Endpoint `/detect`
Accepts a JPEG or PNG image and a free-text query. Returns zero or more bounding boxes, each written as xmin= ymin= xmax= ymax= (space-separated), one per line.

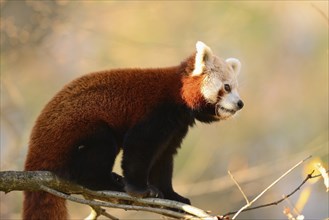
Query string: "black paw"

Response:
xmin=166 ymin=191 xmax=191 ymax=205
xmin=111 ymin=172 xmax=125 ymax=191
xmin=148 ymin=185 xmax=164 ymax=198
xmin=124 ymin=183 xmax=164 ymax=199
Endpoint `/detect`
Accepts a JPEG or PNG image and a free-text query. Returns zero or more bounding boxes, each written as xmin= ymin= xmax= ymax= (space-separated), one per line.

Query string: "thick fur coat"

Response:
xmin=23 ymin=41 xmax=243 ymax=219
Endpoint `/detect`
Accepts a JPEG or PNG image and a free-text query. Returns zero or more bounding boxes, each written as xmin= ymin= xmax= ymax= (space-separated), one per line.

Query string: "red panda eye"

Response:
xmin=224 ymin=84 xmax=231 ymax=92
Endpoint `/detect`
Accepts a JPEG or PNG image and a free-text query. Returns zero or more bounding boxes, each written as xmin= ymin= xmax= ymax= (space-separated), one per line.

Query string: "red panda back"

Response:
xmin=25 ymin=66 xmax=186 ymax=170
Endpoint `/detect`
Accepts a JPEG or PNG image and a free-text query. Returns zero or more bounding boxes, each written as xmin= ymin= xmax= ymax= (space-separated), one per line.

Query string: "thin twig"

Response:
xmin=228 ymin=170 xmax=249 ymax=204
xmin=231 ymin=156 xmax=312 ymax=219
xmin=84 ymin=207 xmax=99 ymax=220
xmin=283 ymin=194 xmax=301 ymax=217
xmin=99 ymin=210 xmax=120 ymax=220
xmin=86 ymin=206 xmax=118 ymax=220
xmin=223 ymin=169 xmax=328 ymax=217
xmin=83 ymin=195 xmax=119 ymax=220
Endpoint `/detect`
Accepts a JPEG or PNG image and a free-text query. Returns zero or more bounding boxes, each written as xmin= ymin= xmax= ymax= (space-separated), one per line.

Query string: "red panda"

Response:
xmin=23 ymin=41 xmax=244 ymax=219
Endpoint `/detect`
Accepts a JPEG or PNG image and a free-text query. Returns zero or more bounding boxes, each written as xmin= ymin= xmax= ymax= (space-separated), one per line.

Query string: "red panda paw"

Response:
xmin=165 ymin=191 xmax=191 ymax=205
xmin=148 ymin=185 xmax=164 ymax=198
xmin=124 ymin=183 xmax=164 ymax=199
xmin=111 ymin=172 xmax=125 ymax=191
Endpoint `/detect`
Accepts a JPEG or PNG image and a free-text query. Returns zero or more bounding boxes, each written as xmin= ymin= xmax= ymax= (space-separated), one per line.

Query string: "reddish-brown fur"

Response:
xmin=23 ymin=192 xmax=67 ymax=220
xmin=182 ymin=75 xmax=206 ymax=109
xmin=23 ymin=55 xmax=205 ymax=219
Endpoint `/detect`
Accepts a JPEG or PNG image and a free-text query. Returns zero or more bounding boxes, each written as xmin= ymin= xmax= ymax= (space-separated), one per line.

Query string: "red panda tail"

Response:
xmin=23 ymin=191 xmax=67 ymax=220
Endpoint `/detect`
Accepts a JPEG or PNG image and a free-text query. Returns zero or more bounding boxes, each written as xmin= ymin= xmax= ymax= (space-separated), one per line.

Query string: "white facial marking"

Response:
xmin=215 ymin=88 xmax=243 ymax=119
xmin=201 ymin=76 xmax=222 ymax=104
xmin=190 ymin=41 xmax=243 ymax=119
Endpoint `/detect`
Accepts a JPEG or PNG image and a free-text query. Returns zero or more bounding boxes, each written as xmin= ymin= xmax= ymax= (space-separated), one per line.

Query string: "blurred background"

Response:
xmin=1 ymin=1 xmax=328 ymax=219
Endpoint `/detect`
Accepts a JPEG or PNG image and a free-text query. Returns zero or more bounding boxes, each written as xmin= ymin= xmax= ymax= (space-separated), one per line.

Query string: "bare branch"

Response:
xmin=0 ymin=171 xmax=84 ymax=193
xmin=228 ymin=170 xmax=249 ymax=205
xmin=1 ymin=164 xmax=326 ymax=219
xmin=0 ymin=171 xmax=216 ymax=220
xmin=223 ymin=169 xmax=328 ymax=217
xmin=230 ymin=156 xmax=312 ymax=219
xmin=83 ymin=196 xmax=119 ymax=220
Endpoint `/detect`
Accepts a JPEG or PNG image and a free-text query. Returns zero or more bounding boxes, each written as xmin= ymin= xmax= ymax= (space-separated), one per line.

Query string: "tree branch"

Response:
xmin=0 ymin=167 xmax=326 ymax=219
xmin=0 ymin=171 xmax=216 ymax=220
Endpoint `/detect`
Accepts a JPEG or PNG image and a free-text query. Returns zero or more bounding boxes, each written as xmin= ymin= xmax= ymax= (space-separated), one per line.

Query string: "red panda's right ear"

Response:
xmin=191 ymin=41 xmax=213 ymax=76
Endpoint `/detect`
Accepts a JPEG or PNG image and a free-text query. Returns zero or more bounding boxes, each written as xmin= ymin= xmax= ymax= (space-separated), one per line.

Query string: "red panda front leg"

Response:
xmin=121 ymin=123 xmax=168 ymax=199
xmin=148 ymin=131 xmax=191 ymax=205
xmin=122 ymin=104 xmax=190 ymax=197
xmin=149 ymin=151 xmax=191 ymax=204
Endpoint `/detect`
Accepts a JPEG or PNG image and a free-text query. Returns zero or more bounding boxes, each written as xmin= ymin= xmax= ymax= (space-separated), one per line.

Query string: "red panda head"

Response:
xmin=182 ymin=41 xmax=244 ymax=120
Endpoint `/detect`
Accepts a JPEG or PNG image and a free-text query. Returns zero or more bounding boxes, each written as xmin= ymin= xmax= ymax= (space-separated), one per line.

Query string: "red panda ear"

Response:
xmin=226 ymin=58 xmax=241 ymax=75
xmin=192 ymin=41 xmax=213 ymax=76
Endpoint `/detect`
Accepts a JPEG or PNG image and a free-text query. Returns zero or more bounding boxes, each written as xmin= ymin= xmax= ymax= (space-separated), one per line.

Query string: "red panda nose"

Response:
xmin=237 ymin=100 xmax=244 ymax=110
